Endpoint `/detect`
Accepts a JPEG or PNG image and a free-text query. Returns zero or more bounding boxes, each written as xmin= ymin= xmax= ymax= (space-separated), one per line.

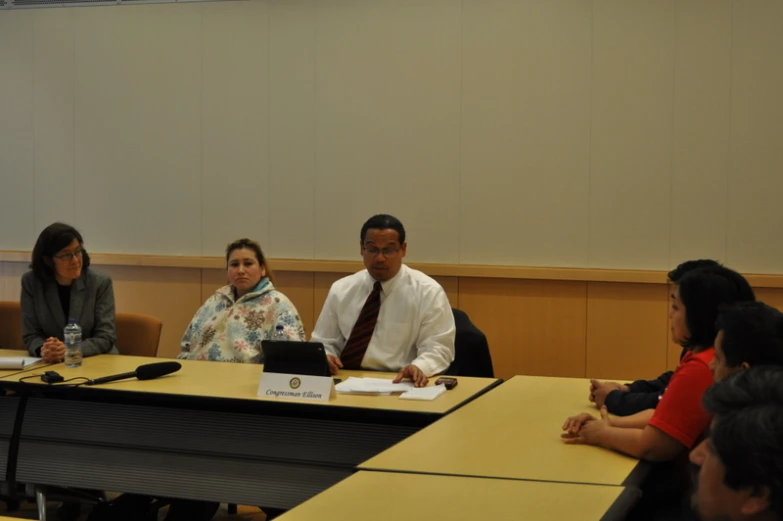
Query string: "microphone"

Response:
xmin=86 ymin=361 xmax=182 ymax=386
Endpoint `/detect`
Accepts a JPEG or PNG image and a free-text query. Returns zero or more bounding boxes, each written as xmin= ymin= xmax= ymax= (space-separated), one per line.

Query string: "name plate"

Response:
xmin=257 ymin=371 xmax=335 ymax=402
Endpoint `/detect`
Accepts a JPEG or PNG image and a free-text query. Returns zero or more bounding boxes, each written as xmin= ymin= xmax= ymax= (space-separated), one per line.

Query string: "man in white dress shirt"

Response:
xmin=310 ymin=214 xmax=455 ymax=387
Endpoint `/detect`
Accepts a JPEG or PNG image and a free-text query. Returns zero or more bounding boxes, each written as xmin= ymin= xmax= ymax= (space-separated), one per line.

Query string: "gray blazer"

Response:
xmin=21 ymin=269 xmax=118 ymax=357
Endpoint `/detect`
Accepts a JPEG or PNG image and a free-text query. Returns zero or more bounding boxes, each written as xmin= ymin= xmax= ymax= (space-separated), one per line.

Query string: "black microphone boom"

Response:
xmin=137 ymin=361 xmax=182 ymax=380
xmin=86 ymin=361 xmax=182 ymax=386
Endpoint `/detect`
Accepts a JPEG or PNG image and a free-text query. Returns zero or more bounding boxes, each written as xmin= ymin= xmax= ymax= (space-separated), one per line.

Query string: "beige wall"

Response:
xmin=3 ymin=0 xmax=783 ymax=379
xmin=1 ymin=0 xmax=783 ymax=272
xmin=4 ymin=259 xmax=782 ymax=381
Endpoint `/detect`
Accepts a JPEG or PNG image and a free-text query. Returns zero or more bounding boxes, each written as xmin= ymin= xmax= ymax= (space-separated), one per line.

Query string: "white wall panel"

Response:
xmin=72 ymin=5 xmax=202 ymax=255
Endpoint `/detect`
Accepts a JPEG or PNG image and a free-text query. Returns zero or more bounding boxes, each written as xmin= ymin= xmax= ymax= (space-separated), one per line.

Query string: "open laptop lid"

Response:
xmin=261 ymin=340 xmax=331 ymax=378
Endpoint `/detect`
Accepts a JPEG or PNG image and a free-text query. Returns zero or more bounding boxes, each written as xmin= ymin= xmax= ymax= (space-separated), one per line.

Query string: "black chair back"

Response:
xmin=447 ymin=308 xmax=494 ymax=378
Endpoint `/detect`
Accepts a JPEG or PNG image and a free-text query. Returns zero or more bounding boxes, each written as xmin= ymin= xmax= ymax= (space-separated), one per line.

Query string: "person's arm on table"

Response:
xmin=564 ymin=359 xmax=713 ymax=462
xmin=625 ymin=371 xmax=674 ymax=393
xmin=310 ymin=289 xmax=346 ymax=375
xmin=21 ymin=276 xmax=67 ymax=362
xmin=592 ymin=372 xmax=672 ymax=414
xmin=590 ymin=379 xmax=628 ymax=399
xmin=590 ymin=379 xmax=628 ymax=408
xmin=393 ymin=289 xmax=455 ymax=388
xmin=591 ymin=371 xmax=673 ymax=405
xmin=562 ymin=407 xmax=685 ymax=461
xmin=603 ymin=389 xmax=661 ymax=416
xmin=610 ymin=409 xmax=655 ymax=428
xmin=41 ymin=337 xmax=65 ymax=363
xmin=562 ymin=408 xmax=654 ymax=433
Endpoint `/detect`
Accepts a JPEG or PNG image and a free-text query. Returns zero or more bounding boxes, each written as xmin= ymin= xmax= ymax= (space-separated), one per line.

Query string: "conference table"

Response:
xmin=0 ymin=354 xmax=500 ymax=509
xmin=1 ymin=349 xmax=49 ymax=484
xmin=277 ymin=471 xmax=639 ymax=521
xmin=360 ymin=375 xmax=648 ymax=487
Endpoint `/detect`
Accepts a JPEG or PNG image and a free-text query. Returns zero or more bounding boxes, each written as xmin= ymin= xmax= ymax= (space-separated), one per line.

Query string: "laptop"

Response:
xmin=261 ymin=340 xmax=331 ymax=378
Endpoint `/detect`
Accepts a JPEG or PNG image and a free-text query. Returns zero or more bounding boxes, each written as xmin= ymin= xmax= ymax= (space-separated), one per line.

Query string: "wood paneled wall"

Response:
xmin=3 ymin=260 xmax=782 ymax=381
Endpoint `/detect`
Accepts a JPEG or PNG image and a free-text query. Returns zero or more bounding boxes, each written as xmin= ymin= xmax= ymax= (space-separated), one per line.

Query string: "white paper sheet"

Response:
xmin=335 ymin=377 xmax=414 ymax=395
xmin=0 ymin=357 xmax=42 ymax=370
xmin=399 ymin=384 xmax=448 ymax=401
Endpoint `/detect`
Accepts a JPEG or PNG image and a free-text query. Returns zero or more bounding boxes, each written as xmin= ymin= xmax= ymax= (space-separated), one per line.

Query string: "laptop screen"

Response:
xmin=261 ymin=340 xmax=331 ymax=378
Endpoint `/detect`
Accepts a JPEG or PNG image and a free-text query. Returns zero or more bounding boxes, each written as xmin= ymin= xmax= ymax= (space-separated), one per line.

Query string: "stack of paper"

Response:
xmin=399 ymin=384 xmax=448 ymax=401
xmin=0 ymin=357 xmax=41 ymax=370
xmin=335 ymin=377 xmax=414 ymax=395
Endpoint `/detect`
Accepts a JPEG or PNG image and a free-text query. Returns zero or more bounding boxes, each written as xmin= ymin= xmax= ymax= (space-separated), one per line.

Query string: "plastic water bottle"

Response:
xmin=64 ymin=318 xmax=83 ymax=368
xmin=271 ymin=325 xmax=287 ymax=341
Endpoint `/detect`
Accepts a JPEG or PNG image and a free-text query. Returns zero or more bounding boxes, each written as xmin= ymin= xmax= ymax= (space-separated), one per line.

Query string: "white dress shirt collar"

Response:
xmin=366 ymin=264 xmax=407 ymax=296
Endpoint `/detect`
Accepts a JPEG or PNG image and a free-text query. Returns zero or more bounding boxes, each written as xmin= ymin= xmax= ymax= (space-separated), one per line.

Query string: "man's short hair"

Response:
xmin=702 ymin=367 xmax=783 ymax=519
xmin=716 ymin=302 xmax=783 ymax=368
xmin=360 ymin=214 xmax=406 ymax=244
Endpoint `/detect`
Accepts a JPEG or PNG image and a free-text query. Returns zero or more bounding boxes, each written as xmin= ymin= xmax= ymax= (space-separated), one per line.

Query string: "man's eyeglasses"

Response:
xmin=363 ymin=246 xmax=400 ymax=257
xmin=53 ymin=248 xmax=84 ymax=261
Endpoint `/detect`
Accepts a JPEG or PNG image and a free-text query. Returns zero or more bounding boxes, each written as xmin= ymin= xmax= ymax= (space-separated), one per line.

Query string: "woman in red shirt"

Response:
xmin=562 ymin=266 xmax=753 ymax=460
xmin=562 ymin=267 xmax=754 ymax=520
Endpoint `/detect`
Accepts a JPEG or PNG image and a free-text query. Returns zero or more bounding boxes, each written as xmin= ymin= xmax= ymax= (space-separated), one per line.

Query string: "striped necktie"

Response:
xmin=340 ymin=281 xmax=382 ymax=369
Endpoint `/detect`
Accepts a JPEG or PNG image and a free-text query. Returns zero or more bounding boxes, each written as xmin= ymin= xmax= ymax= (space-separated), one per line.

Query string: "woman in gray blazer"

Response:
xmin=21 ymin=222 xmax=118 ymax=362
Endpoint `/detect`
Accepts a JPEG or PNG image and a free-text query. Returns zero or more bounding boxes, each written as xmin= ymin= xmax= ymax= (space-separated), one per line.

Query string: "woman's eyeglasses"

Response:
xmin=53 ymin=248 xmax=84 ymax=261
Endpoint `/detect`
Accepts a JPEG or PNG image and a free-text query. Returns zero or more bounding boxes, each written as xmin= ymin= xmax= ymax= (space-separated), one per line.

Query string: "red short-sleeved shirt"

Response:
xmin=648 ymin=347 xmax=714 ymax=449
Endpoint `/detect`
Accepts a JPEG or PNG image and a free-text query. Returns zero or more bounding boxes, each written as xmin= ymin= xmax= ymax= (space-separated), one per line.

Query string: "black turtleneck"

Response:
xmin=57 ymin=282 xmax=71 ymax=321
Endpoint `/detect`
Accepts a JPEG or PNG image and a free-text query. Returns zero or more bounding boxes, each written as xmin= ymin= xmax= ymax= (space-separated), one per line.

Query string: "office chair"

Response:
xmin=447 ymin=308 xmax=494 ymax=378
xmin=115 ymin=312 xmax=163 ymax=357
xmin=0 ymin=301 xmax=23 ymax=350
